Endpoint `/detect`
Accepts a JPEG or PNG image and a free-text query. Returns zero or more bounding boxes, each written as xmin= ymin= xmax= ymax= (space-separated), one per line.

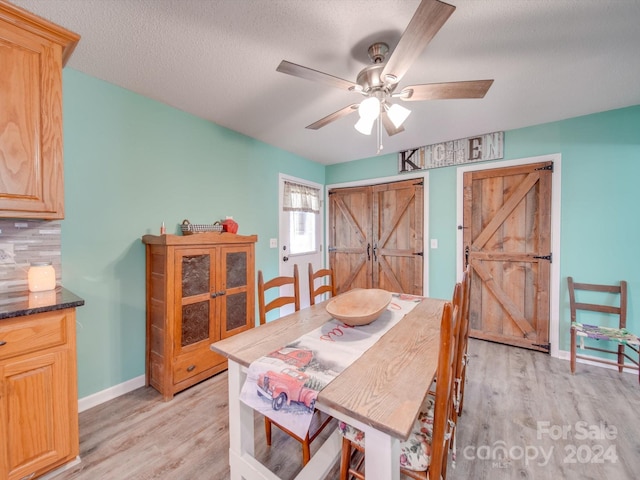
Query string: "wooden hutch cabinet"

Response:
xmin=142 ymin=233 xmax=257 ymax=400
xmin=0 ymin=2 xmax=80 ymax=219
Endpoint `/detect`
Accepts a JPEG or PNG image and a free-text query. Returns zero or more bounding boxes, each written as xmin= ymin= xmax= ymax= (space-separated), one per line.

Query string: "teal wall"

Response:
xmin=327 ymin=105 xmax=640 ymax=355
xmin=62 ymin=70 xmax=324 ymax=398
xmin=62 ymin=66 xmax=640 ymax=399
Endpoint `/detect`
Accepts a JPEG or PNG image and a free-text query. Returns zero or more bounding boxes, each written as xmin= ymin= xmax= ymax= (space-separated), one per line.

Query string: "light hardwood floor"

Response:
xmin=51 ymin=339 xmax=639 ymax=479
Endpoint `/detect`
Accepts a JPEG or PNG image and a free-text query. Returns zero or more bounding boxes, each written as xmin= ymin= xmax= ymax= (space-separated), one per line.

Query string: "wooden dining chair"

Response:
xmin=455 ymin=265 xmax=472 ymax=416
xmin=256 ymin=264 xmax=332 ymax=465
xmin=308 ymin=263 xmax=336 ymax=305
xmin=257 ymin=264 xmax=300 ymax=325
xmin=568 ymin=277 xmax=640 ymax=383
xmin=338 ymin=300 xmax=458 ymax=480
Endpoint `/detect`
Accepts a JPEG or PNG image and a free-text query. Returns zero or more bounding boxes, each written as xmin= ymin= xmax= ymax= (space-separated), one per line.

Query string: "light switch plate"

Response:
xmin=430 ymin=239 xmax=438 ymax=249
xmin=269 ymin=238 xmax=278 ymax=248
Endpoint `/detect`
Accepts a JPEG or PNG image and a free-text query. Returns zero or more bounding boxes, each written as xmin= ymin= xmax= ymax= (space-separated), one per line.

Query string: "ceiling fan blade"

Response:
xmin=381 ymin=112 xmax=405 ymax=136
xmin=400 ymin=79 xmax=494 ymax=101
xmin=277 ymin=60 xmax=358 ymax=91
xmin=381 ymin=0 xmax=456 ymax=84
xmin=306 ymin=104 xmax=359 ymax=130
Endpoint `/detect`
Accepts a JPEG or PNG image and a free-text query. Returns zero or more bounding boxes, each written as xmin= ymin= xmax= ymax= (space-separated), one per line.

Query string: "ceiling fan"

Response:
xmin=276 ymin=0 xmax=493 ymax=149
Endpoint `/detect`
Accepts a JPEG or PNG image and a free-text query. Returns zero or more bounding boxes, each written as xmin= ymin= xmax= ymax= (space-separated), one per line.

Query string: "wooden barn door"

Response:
xmin=371 ymin=181 xmax=424 ymax=293
xmin=328 ymin=185 xmax=373 ymax=293
xmin=463 ymin=161 xmax=552 ymax=352
xmin=329 ymin=178 xmax=423 ymax=295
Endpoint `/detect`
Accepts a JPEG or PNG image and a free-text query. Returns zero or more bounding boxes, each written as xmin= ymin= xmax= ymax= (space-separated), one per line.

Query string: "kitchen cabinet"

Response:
xmin=0 ymin=2 xmax=79 ymax=219
xmin=142 ymin=233 xmax=257 ymax=400
xmin=0 ymin=308 xmax=79 ymax=480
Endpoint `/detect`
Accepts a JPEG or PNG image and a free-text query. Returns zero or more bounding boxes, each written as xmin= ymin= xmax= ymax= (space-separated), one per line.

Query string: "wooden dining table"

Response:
xmin=211 ymin=296 xmax=446 ymax=480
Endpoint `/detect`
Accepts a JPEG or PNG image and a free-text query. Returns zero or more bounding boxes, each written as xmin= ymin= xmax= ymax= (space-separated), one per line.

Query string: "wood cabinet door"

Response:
xmin=0 ymin=351 xmax=72 ymax=480
xmin=463 ymin=161 xmax=552 ymax=351
xmin=329 ymin=179 xmax=424 ymax=295
xmin=0 ymin=16 xmax=65 ymax=219
xmin=174 ymin=247 xmax=217 ymax=357
xmin=219 ymin=244 xmax=255 ymax=339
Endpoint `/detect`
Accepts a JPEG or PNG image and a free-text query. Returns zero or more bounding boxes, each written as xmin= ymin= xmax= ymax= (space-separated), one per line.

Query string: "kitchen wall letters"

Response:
xmin=398 ymin=131 xmax=504 ymax=173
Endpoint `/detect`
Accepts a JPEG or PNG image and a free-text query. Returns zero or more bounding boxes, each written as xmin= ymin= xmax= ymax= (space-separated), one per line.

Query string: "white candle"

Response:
xmin=28 ymin=262 xmax=56 ymax=292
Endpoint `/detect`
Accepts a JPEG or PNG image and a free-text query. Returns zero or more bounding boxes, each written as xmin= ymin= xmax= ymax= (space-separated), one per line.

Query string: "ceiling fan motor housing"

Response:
xmin=356 ymin=64 xmax=398 ymax=97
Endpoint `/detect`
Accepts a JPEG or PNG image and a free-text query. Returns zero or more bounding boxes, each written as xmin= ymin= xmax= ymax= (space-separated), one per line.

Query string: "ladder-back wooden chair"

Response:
xmin=308 ymin=263 xmax=336 ymax=305
xmin=568 ymin=277 xmax=640 ymax=383
xmin=258 ymin=264 xmax=300 ymax=326
xmin=338 ymin=300 xmax=458 ymax=480
xmin=455 ymin=265 xmax=472 ymax=416
xmin=256 ymin=264 xmax=332 ymax=465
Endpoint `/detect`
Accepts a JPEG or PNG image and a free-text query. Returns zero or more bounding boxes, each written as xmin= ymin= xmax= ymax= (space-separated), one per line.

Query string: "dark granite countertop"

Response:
xmin=0 ymin=287 xmax=85 ymax=320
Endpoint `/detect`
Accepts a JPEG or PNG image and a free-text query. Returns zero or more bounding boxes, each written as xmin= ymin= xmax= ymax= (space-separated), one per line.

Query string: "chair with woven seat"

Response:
xmin=257 ymin=264 xmax=332 ymax=465
xmin=568 ymin=277 xmax=640 ymax=383
xmin=308 ymin=263 xmax=336 ymax=305
xmin=338 ymin=299 xmax=459 ymax=480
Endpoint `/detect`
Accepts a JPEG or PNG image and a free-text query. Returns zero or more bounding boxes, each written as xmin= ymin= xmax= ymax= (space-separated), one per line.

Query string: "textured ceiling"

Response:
xmin=9 ymin=0 xmax=640 ymax=165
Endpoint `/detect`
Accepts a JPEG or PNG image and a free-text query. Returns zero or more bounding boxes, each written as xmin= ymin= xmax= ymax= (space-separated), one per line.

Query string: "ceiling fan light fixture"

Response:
xmin=354 ymin=116 xmax=376 ymax=135
xmin=358 ymin=96 xmax=381 ymax=120
xmin=386 ymin=103 xmax=411 ymax=128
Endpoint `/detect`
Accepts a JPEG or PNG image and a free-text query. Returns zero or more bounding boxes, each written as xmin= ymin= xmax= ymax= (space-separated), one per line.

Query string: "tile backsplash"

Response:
xmin=0 ymin=219 xmax=61 ymax=293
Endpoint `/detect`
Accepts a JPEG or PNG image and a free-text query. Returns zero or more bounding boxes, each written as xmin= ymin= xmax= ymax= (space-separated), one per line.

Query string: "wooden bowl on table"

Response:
xmin=325 ymin=288 xmax=392 ymax=326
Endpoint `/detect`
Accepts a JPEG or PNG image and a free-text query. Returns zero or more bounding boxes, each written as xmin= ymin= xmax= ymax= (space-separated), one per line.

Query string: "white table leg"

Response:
xmin=227 ymin=360 xmax=255 ymax=480
xmin=364 ymin=426 xmax=401 ymax=480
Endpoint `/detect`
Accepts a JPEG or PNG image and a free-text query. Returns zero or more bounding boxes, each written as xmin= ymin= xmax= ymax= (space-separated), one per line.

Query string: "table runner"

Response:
xmin=239 ymin=293 xmax=423 ymax=439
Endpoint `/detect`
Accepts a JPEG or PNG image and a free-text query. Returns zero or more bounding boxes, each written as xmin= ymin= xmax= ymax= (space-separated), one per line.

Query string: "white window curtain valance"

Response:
xmin=283 ymin=181 xmax=321 ymax=213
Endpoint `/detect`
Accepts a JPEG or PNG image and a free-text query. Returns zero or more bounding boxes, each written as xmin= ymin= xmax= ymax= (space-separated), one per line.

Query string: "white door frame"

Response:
xmin=455 ymin=153 xmax=562 ymax=359
xmin=278 ymin=173 xmax=324 ymax=309
xmin=326 ymin=170 xmax=430 ymax=296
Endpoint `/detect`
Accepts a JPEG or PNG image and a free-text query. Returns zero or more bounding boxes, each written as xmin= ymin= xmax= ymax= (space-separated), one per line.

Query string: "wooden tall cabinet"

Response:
xmin=0 ymin=308 xmax=79 ymax=480
xmin=0 ymin=1 xmax=79 ymax=219
xmin=142 ymin=233 xmax=257 ymax=400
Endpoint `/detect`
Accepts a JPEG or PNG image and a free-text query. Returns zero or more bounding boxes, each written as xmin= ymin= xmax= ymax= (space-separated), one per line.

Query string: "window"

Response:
xmin=289 ymin=211 xmax=316 ymax=254
xmin=283 ymin=181 xmax=320 ymax=255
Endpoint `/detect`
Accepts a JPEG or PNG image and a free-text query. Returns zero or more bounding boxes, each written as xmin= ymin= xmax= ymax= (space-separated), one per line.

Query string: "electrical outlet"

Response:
xmin=0 ymin=243 xmax=14 ymax=264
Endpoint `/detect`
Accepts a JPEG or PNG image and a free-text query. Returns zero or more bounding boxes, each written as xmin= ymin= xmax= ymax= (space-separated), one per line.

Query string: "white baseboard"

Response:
xmin=557 ymin=349 xmax=638 ymax=376
xmin=78 ymin=374 xmax=146 ymax=413
xmin=38 ymin=456 xmax=81 ymax=479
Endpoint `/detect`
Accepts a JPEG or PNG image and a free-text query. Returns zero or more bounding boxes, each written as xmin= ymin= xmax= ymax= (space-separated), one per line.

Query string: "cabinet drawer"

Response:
xmin=0 ymin=311 xmax=67 ymax=360
xmin=173 ymin=348 xmax=224 ymax=385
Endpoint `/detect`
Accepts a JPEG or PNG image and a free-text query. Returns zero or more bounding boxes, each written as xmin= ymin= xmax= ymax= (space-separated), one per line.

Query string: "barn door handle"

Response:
xmin=367 ymin=243 xmax=371 ymax=261
xmin=465 ymin=246 xmax=470 ymax=267
xmin=373 ymin=244 xmax=378 ymax=262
